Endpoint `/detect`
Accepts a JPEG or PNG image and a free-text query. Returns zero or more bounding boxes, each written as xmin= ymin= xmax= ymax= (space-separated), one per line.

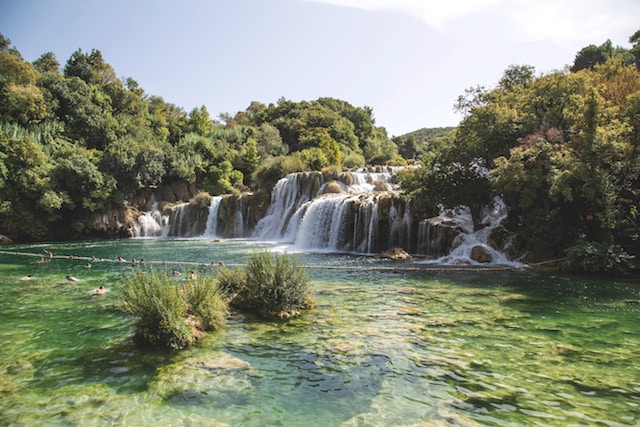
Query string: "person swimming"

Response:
xmin=66 ymin=275 xmax=79 ymax=282
xmin=19 ymin=275 xmax=33 ymax=281
xmin=94 ymin=285 xmax=106 ymax=295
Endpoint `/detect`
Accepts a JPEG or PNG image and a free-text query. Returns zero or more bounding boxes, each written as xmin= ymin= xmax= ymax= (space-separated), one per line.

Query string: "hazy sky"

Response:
xmin=1 ymin=0 xmax=639 ymax=136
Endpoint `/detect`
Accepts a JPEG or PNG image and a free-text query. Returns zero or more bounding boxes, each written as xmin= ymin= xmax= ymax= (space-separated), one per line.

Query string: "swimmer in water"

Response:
xmin=94 ymin=285 xmax=106 ymax=295
xmin=66 ymin=275 xmax=79 ymax=282
xmin=19 ymin=275 xmax=33 ymax=281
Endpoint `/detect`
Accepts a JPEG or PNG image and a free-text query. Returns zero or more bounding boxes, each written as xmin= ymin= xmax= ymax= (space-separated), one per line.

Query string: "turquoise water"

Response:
xmin=1 ymin=238 xmax=639 ymax=426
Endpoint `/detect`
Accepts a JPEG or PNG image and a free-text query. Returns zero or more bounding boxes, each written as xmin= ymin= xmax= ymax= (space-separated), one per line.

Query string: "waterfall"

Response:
xmin=254 ymin=172 xmax=325 ymax=240
xmin=129 ymin=167 xmax=518 ymax=263
xmin=167 ymin=203 xmax=189 ymax=236
xmin=131 ymin=197 xmax=168 ymax=237
xmin=294 ymin=194 xmax=355 ymax=251
xmin=234 ymin=195 xmax=245 ymax=237
xmin=254 ymin=168 xmax=401 ymax=250
xmin=417 ymin=219 xmax=445 ymax=256
xmin=203 ymin=196 xmax=222 ymax=237
xmin=167 ymin=202 xmax=210 ymax=237
xmin=423 ymin=196 xmax=520 ymax=265
xmin=387 ymin=199 xmax=412 ymax=250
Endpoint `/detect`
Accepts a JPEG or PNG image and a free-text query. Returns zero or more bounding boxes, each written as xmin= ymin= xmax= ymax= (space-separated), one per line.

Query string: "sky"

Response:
xmin=1 ymin=0 xmax=639 ymax=137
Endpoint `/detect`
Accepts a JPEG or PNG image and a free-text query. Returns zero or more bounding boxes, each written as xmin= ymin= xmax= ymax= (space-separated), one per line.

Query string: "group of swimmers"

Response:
xmin=18 ymin=273 xmax=107 ymax=295
xmin=18 ymin=249 xmax=230 ymax=296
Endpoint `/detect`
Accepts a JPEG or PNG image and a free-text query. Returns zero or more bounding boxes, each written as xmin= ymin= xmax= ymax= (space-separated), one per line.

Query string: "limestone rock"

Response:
xmin=323 ymin=181 xmax=343 ymax=194
xmin=381 ymin=247 xmax=412 ymax=260
xmin=90 ymin=207 xmax=134 ymax=237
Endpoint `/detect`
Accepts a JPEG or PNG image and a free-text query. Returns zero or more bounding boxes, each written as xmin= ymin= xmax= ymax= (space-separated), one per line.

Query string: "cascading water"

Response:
xmin=203 ymin=196 xmax=222 ymax=237
xmin=294 ymin=194 xmax=356 ymax=251
xmin=130 ymin=196 xmax=168 ymax=237
xmin=422 ymin=196 xmax=520 ymax=265
xmin=254 ymin=172 xmax=325 ymax=240
xmin=234 ymin=195 xmax=245 ymax=237
xmin=131 ymin=167 xmax=518 ymax=264
xmin=255 ymin=167 xmax=403 ymax=253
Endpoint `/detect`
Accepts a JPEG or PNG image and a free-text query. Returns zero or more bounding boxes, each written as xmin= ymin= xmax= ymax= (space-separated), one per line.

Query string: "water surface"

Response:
xmin=1 ymin=238 xmax=639 ymax=426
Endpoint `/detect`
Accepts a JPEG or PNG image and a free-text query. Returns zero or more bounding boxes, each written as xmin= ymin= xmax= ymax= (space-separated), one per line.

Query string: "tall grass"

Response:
xmin=117 ymin=268 xmax=227 ymax=349
xmin=219 ymin=252 xmax=314 ymax=318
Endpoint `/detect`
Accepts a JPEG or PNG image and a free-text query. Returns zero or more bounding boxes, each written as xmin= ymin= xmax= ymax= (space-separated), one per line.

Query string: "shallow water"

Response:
xmin=1 ymin=238 xmax=639 ymax=426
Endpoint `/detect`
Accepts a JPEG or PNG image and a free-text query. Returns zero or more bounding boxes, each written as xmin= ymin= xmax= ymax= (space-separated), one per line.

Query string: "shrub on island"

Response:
xmin=218 ymin=252 xmax=314 ymax=319
xmin=117 ymin=268 xmax=228 ymax=350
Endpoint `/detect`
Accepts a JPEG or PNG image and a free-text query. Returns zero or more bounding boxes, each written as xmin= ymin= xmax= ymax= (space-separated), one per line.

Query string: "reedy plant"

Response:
xmin=224 ymin=251 xmax=314 ymax=318
xmin=117 ymin=267 xmax=227 ymax=349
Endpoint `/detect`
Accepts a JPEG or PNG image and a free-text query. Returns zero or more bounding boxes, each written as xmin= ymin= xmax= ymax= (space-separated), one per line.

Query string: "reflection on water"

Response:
xmin=1 ymin=239 xmax=639 ymax=426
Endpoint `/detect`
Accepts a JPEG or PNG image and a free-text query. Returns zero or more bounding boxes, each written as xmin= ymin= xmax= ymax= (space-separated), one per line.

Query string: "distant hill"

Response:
xmin=398 ymin=126 xmax=455 ymax=142
xmin=392 ymin=126 xmax=456 ymax=160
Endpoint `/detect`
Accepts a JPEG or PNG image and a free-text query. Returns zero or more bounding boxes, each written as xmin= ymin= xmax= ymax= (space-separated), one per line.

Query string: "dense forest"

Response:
xmin=1 ymin=30 xmax=640 ymax=271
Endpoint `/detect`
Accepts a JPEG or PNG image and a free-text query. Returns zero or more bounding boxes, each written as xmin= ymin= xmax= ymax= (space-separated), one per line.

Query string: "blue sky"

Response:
xmin=2 ymin=0 xmax=639 ymax=136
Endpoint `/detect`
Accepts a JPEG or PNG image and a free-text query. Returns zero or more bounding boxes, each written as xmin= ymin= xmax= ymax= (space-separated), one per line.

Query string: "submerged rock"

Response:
xmin=149 ymin=352 xmax=259 ymax=406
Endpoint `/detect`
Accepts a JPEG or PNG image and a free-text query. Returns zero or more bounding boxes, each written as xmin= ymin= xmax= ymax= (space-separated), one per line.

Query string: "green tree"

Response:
xmin=32 ymin=52 xmax=60 ymax=74
xmin=571 ymin=40 xmax=634 ymax=72
xmin=499 ymin=64 xmax=536 ymax=89
xmin=236 ymin=137 xmax=261 ymax=182
xmin=255 ymin=122 xmax=286 ymax=158
xmin=51 ymin=147 xmax=112 ymax=212
xmin=0 ymin=131 xmax=54 ymax=239
xmin=188 ymin=105 xmax=213 ymax=135
xmin=631 ymin=29 xmax=640 ymax=69
xmin=64 ymin=49 xmax=117 ymax=86
xmin=0 ymin=52 xmax=47 ymax=125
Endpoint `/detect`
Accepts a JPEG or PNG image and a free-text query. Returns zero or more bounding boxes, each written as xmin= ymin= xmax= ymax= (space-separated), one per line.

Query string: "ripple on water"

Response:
xmin=2 ymin=240 xmax=640 ymax=426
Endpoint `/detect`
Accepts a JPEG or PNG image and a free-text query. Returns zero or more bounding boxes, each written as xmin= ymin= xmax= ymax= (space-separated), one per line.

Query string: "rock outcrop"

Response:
xmin=381 ymin=247 xmax=412 ymax=260
xmin=470 ymin=245 xmax=492 ymax=263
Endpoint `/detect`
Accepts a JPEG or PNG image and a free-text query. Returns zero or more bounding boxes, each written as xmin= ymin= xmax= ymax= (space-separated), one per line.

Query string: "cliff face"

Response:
xmin=90 ymin=206 xmax=135 ymax=238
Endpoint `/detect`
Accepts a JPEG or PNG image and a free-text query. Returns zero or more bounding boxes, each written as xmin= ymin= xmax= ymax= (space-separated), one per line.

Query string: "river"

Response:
xmin=1 ymin=238 xmax=639 ymax=426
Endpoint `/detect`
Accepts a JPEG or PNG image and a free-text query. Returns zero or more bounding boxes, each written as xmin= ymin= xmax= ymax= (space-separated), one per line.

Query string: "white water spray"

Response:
xmin=130 ymin=197 xmax=168 ymax=237
xmin=423 ymin=196 xmax=521 ymax=266
xmin=203 ymin=196 xmax=222 ymax=237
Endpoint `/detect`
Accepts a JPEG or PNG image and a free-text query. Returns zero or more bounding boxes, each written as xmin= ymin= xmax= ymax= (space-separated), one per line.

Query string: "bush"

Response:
xmin=190 ymin=191 xmax=212 ymax=208
xmin=117 ymin=268 xmax=228 ymax=349
xmin=215 ymin=265 xmax=247 ymax=299
xmin=342 ymin=151 xmax=365 ymax=169
xmin=565 ymin=240 xmax=636 ymax=274
xmin=219 ymin=252 xmax=314 ymax=318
